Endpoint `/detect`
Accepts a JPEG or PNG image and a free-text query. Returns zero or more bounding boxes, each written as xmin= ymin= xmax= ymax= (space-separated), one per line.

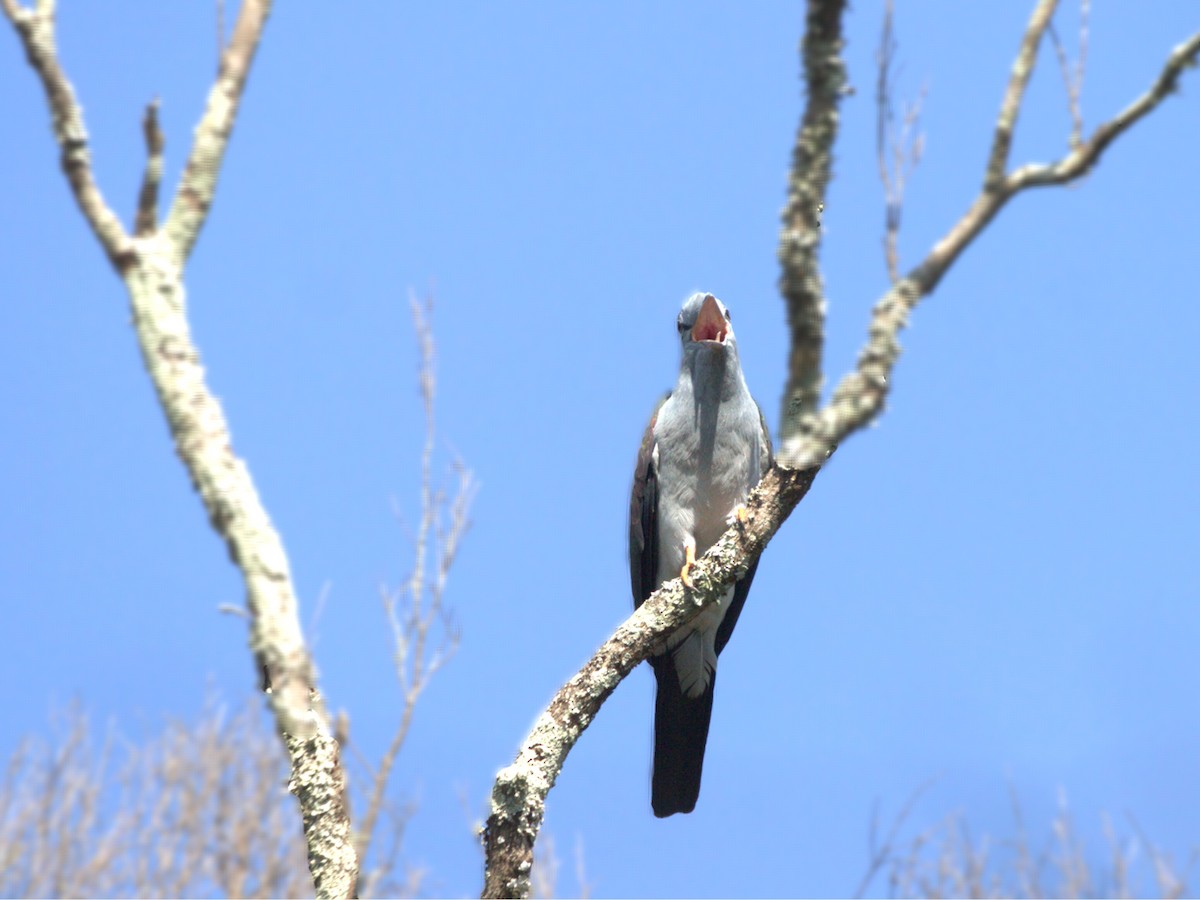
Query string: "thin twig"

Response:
xmin=1048 ymin=0 xmax=1090 ymax=149
xmin=1008 ymin=29 xmax=1200 ymax=190
xmin=874 ymin=0 xmax=926 ymax=284
xmin=780 ymin=22 xmax=1200 ymax=469
xmin=356 ymin=296 xmax=472 ymax=891
xmin=853 ymin=776 xmax=939 ymax=898
xmin=134 ymin=98 xmax=164 ymax=237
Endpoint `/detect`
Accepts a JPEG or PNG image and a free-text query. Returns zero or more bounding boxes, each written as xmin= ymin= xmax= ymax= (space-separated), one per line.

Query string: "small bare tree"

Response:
xmin=0 ymin=702 xmax=311 ymax=898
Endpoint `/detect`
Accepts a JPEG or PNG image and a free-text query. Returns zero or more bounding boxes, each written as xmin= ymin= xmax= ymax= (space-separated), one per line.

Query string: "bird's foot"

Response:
xmin=679 ymin=540 xmax=696 ymax=588
xmin=732 ymin=504 xmax=749 ymax=530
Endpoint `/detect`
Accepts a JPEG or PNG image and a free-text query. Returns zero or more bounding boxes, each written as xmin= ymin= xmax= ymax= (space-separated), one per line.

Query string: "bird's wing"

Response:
xmin=757 ymin=401 xmax=774 ymax=473
xmin=714 ymin=402 xmax=774 ymax=656
xmin=630 ymin=394 xmax=669 ymax=609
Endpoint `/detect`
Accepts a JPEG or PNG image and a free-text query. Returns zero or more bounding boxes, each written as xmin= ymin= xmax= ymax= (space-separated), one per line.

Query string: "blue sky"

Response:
xmin=3 ymin=2 xmax=1199 ymax=897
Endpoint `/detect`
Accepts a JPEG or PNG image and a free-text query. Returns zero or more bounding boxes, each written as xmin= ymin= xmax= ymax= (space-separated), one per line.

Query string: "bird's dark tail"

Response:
xmin=651 ymin=662 xmax=715 ymax=817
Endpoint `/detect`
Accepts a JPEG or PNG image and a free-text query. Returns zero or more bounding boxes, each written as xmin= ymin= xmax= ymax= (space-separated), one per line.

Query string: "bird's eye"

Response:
xmin=724 ymin=308 xmax=732 ymax=321
xmin=677 ymin=317 xmax=687 ymax=332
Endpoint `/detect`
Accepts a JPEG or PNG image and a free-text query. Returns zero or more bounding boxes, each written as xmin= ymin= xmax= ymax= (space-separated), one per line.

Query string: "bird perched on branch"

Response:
xmin=629 ymin=291 xmax=773 ymax=817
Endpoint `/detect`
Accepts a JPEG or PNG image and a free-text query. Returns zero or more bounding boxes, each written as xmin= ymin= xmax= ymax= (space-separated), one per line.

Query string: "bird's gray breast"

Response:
xmin=653 ymin=375 xmax=762 ymax=566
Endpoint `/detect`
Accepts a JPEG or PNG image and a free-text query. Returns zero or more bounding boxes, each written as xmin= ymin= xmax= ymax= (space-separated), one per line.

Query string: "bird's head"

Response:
xmin=677 ymin=292 xmax=738 ymax=362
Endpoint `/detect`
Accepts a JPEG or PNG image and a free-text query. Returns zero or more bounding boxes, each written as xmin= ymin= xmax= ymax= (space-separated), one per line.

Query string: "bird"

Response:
xmin=629 ymin=291 xmax=773 ymax=817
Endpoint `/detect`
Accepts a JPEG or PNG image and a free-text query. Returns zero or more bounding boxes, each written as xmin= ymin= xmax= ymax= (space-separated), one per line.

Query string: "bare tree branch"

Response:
xmin=874 ymin=0 xmax=926 ymax=284
xmin=777 ymin=0 xmax=849 ymax=443
xmin=1 ymin=0 xmax=133 ymax=270
xmin=986 ymin=0 xmax=1059 ymax=191
xmin=4 ymin=2 xmax=359 ymax=895
xmin=854 ymin=776 xmax=939 ymax=898
xmin=481 ymin=462 xmax=821 ymax=899
xmin=482 ymin=8 xmax=1200 ymax=896
xmin=134 ymin=98 xmax=164 ymax=237
xmin=1007 ymin=30 xmax=1200 ymax=190
xmin=356 ymin=296 xmax=473 ymax=893
xmin=780 ymin=21 xmax=1200 ymax=469
xmin=1047 ymin=0 xmax=1090 ymax=149
xmin=0 ymin=703 xmax=313 ymax=899
xmin=163 ymin=0 xmax=270 ymax=266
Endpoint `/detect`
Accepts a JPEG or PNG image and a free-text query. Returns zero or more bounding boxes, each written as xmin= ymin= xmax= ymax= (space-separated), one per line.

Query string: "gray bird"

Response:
xmin=629 ymin=291 xmax=773 ymax=817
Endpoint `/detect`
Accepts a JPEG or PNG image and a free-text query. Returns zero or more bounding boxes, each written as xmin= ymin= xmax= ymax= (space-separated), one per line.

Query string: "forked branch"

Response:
xmin=355 ymin=297 xmax=474 ymax=897
xmin=481 ymin=463 xmax=821 ymax=899
xmin=1 ymin=0 xmax=130 ymax=268
xmin=481 ymin=6 xmax=1200 ymax=897
xmin=3 ymin=2 xmax=358 ymax=896
xmin=779 ymin=13 xmax=1200 ymax=469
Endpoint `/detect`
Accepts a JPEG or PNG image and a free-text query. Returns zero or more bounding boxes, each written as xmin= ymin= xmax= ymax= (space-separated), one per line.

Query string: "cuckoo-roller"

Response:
xmin=629 ymin=291 xmax=773 ymax=817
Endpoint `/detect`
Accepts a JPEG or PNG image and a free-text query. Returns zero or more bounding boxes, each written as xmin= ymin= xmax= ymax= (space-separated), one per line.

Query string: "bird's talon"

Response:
xmin=734 ymin=504 xmax=749 ymax=528
xmin=680 ymin=542 xmax=696 ymax=588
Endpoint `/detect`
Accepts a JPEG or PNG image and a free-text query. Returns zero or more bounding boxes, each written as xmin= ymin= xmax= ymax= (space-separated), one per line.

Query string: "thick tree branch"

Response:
xmin=120 ymin=240 xmax=355 ymax=898
xmin=780 ymin=19 xmax=1200 ymax=469
xmin=481 ymin=463 xmax=821 ymax=899
xmin=777 ymin=0 xmax=849 ymax=443
xmin=163 ymin=0 xmax=269 ymax=266
xmin=5 ymin=3 xmax=359 ymax=896
xmin=1 ymin=0 xmax=132 ymax=270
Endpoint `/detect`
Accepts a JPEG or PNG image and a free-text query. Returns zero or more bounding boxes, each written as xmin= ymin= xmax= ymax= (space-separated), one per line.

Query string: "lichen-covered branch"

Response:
xmin=163 ymin=0 xmax=270 ymax=266
xmin=481 ymin=463 xmax=820 ymax=899
xmin=4 ymin=2 xmax=358 ymax=896
xmin=1 ymin=0 xmax=133 ymax=270
xmin=482 ymin=9 xmax=1200 ymax=895
xmin=777 ymin=0 xmax=849 ymax=443
xmin=779 ymin=18 xmax=1200 ymax=469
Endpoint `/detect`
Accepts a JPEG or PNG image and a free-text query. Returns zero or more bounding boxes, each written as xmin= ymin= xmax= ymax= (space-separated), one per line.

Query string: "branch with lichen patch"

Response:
xmin=163 ymin=0 xmax=270 ymax=266
xmin=481 ymin=463 xmax=820 ymax=900
xmin=780 ymin=15 xmax=1200 ymax=469
xmin=1 ymin=0 xmax=133 ymax=270
xmin=4 ymin=2 xmax=359 ymax=896
xmin=777 ymin=0 xmax=849 ymax=442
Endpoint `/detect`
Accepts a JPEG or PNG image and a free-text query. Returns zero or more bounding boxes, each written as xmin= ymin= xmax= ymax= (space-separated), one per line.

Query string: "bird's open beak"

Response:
xmin=691 ymin=294 xmax=729 ymax=344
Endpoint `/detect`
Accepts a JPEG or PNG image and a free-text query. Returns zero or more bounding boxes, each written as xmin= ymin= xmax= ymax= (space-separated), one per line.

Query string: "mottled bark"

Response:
xmin=777 ymin=0 xmax=849 ymax=444
xmin=2 ymin=2 xmax=358 ymax=896
xmin=482 ymin=5 xmax=1200 ymax=896
xmin=482 ymin=464 xmax=821 ymax=899
xmin=779 ymin=20 xmax=1200 ymax=469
